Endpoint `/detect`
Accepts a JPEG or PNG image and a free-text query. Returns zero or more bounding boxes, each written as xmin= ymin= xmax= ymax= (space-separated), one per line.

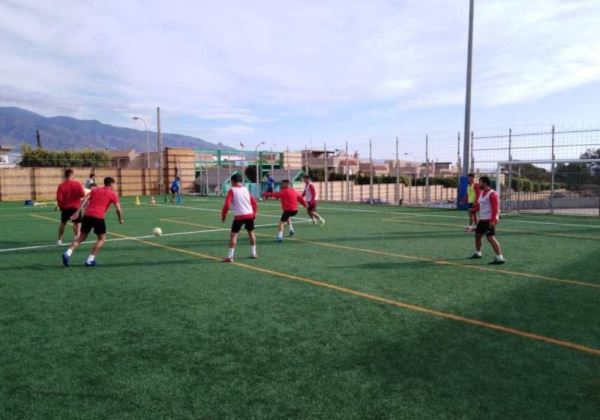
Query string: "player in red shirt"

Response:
xmin=302 ymin=175 xmax=325 ymax=225
xmin=56 ymin=169 xmax=85 ymax=245
xmin=263 ymin=179 xmax=307 ymax=241
xmin=62 ymin=177 xmax=124 ymax=267
xmin=221 ymin=173 xmax=258 ymax=262
xmin=469 ymin=176 xmax=505 ymax=264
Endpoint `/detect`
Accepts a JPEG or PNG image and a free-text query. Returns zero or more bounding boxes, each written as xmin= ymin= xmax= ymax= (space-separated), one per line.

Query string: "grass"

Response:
xmin=1 ymin=196 xmax=599 ymax=419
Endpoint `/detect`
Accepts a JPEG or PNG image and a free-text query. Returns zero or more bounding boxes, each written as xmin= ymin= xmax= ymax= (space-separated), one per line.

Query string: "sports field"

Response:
xmin=1 ymin=197 xmax=599 ymax=419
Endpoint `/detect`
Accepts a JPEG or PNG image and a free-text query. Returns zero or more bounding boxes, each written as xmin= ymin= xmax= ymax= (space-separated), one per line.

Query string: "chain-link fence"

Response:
xmin=473 ymin=126 xmax=600 ymax=216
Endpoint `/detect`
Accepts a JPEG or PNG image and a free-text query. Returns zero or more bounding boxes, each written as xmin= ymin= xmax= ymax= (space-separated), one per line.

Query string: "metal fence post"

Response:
xmin=457 ymin=131 xmax=461 ymax=181
xmin=395 ymin=137 xmax=400 ymax=205
xmin=425 ymin=135 xmax=430 ymax=203
xmin=470 ymin=132 xmax=475 ymax=173
xmin=323 ymin=143 xmax=328 ymax=201
xmin=286 ymin=147 xmax=291 ymax=181
xmin=508 ymin=128 xmax=513 ymax=213
xmin=369 ymin=139 xmax=374 ymax=204
xmin=304 ymin=145 xmax=309 ymax=176
xmin=345 ymin=140 xmax=350 ymax=204
xmin=550 ymin=125 xmax=556 ymax=215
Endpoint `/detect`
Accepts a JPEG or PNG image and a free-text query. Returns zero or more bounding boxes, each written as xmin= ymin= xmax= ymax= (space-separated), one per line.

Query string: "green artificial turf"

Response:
xmin=1 ymin=197 xmax=599 ymax=419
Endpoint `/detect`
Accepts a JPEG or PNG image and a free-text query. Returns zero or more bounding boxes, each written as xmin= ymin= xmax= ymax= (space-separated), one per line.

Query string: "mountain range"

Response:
xmin=0 ymin=107 xmax=230 ymax=152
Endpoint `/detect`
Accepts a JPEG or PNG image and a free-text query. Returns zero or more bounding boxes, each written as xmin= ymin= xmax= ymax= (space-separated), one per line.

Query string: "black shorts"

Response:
xmin=307 ymin=203 xmax=317 ymax=213
xmin=231 ymin=218 xmax=255 ymax=233
xmin=81 ymin=216 xmax=107 ymax=236
xmin=61 ymin=208 xmax=82 ymax=223
xmin=475 ymin=221 xmax=496 ymax=236
xmin=468 ymin=203 xmax=474 ymax=209
xmin=281 ymin=210 xmax=298 ymax=222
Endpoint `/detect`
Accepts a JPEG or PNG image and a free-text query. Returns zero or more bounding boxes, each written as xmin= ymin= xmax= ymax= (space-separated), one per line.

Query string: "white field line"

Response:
xmin=0 ymin=221 xmax=308 ymax=254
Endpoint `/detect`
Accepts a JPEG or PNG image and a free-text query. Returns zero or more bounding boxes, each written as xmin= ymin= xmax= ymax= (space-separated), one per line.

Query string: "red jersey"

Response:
xmin=221 ymin=185 xmax=258 ymax=221
xmin=268 ymin=187 xmax=307 ymax=211
xmin=56 ymin=180 xmax=85 ymax=210
xmin=85 ymin=186 xmax=119 ymax=219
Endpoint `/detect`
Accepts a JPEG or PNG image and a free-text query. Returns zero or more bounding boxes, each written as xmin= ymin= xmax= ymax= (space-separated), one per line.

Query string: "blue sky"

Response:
xmin=1 ymin=0 xmax=600 ymax=152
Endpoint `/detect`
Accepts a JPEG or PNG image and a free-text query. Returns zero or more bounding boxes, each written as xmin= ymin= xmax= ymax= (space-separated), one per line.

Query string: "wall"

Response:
xmin=0 ymin=148 xmax=197 ymax=202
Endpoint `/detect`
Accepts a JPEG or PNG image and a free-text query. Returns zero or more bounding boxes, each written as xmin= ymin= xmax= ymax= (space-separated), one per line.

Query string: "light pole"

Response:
xmin=270 ymin=143 xmax=277 ymax=174
xmin=255 ymin=141 xmax=266 ymax=198
xmin=132 ymin=116 xmax=150 ymax=169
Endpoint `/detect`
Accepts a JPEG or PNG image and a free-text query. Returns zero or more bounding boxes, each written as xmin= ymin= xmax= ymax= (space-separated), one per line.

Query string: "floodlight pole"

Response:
xmin=157 ymin=107 xmax=164 ymax=197
xmin=132 ymin=116 xmax=150 ymax=169
xmin=255 ymin=141 xmax=265 ymax=198
xmin=462 ymin=0 xmax=475 ymax=176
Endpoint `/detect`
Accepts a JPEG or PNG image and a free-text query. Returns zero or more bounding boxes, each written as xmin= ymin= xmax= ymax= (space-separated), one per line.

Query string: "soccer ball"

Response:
xmin=153 ymin=227 xmax=163 ymax=237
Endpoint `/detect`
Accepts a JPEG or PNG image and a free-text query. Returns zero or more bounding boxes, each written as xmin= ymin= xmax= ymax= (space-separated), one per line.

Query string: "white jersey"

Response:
xmin=229 ymin=185 xmax=253 ymax=217
xmin=303 ymin=183 xmax=316 ymax=202
xmin=479 ymin=189 xmax=499 ymax=221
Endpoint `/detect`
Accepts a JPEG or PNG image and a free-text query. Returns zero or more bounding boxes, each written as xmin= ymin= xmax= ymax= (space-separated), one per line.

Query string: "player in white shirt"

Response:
xmin=302 ymin=175 xmax=325 ymax=225
xmin=221 ymin=174 xmax=258 ymax=262
xmin=469 ymin=176 xmax=505 ymax=265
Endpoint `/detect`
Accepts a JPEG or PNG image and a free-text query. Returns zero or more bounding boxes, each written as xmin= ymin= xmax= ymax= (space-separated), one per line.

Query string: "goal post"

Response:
xmin=495 ymin=158 xmax=600 ymax=216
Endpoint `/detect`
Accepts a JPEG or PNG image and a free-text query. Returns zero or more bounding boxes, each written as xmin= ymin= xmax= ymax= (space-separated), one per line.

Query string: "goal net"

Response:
xmin=496 ymin=158 xmax=600 ymax=217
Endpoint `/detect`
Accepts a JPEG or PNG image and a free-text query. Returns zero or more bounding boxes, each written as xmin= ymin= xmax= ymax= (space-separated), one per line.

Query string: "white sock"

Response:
xmin=277 ymin=231 xmax=283 ymax=239
xmin=474 ymin=250 xmax=482 ymax=256
xmin=57 ymin=239 xmax=63 ymax=245
xmin=251 ymin=245 xmax=257 ymax=256
xmin=227 ymin=248 xmax=235 ymax=259
xmin=496 ymin=254 xmax=504 ymax=261
xmin=86 ymin=255 xmax=95 ymax=263
xmin=65 ymin=249 xmax=73 ymax=257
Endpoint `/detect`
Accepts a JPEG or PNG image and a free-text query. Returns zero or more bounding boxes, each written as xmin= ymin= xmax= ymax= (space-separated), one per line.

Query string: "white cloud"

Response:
xmin=212 ymin=124 xmax=256 ymax=138
xmin=1 ymin=0 xmax=600 ymax=139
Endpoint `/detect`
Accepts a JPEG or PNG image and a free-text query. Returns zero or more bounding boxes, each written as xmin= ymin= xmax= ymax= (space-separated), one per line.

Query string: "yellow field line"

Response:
xmin=107 ymin=230 xmax=600 ymax=357
xmin=383 ymin=216 xmax=600 ymax=241
xmin=161 ymin=218 xmax=600 ymax=290
xmin=30 ymin=213 xmax=600 ymax=356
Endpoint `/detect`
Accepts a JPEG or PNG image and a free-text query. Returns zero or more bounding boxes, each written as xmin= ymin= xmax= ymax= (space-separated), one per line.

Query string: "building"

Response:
xmin=0 ymin=145 xmax=15 ymax=168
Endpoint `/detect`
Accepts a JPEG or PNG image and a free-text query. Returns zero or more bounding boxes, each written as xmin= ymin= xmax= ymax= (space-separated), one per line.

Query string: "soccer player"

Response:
xmin=461 ymin=173 xmax=481 ymax=231
xmin=62 ymin=177 xmax=124 ymax=267
xmin=56 ymin=169 xmax=85 ymax=245
xmin=221 ymin=173 xmax=258 ymax=262
xmin=263 ymin=179 xmax=307 ymax=241
xmin=85 ymin=172 xmax=96 ymax=189
xmin=170 ymin=176 xmax=181 ymax=203
xmin=264 ymin=173 xmax=275 ymax=198
xmin=469 ymin=176 xmax=505 ymax=265
xmin=302 ymin=175 xmax=325 ymax=225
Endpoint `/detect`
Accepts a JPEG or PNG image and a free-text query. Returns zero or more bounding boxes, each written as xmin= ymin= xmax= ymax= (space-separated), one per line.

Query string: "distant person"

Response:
xmin=263 ymin=179 xmax=307 ymax=241
xmin=469 ymin=176 xmax=505 ymax=265
xmin=170 ymin=176 xmax=181 ymax=203
xmin=56 ymin=169 xmax=85 ymax=245
xmin=62 ymin=177 xmax=124 ymax=267
xmin=85 ymin=173 xmax=96 ymax=190
xmin=302 ymin=175 xmax=325 ymax=225
xmin=461 ymin=173 xmax=481 ymax=231
xmin=265 ymin=173 xmax=275 ymax=196
xmin=221 ymin=173 xmax=258 ymax=262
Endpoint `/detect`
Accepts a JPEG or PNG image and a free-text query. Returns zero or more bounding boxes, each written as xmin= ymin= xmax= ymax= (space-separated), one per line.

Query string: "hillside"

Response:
xmin=0 ymin=107 xmax=230 ymax=151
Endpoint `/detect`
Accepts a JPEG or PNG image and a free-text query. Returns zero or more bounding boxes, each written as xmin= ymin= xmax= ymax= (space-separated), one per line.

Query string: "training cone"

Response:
xmin=135 ymin=196 xmax=141 ymax=206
